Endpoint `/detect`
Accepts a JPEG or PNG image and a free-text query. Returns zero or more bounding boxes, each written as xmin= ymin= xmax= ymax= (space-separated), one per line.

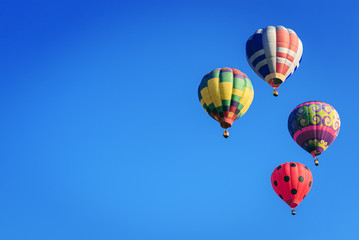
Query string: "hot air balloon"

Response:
xmin=271 ymin=162 xmax=313 ymax=215
xmin=198 ymin=68 xmax=254 ymax=138
xmin=246 ymin=26 xmax=303 ymax=96
xmin=288 ymin=101 xmax=341 ymax=166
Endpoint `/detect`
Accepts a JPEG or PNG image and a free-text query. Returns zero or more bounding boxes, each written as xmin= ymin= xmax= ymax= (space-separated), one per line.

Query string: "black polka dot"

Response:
xmin=274 ymin=180 xmax=278 ymax=187
xmin=279 ymin=194 xmax=283 ymax=199
xmin=309 ymin=181 xmax=312 ymax=187
xmin=298 ymin=176 xmax=304 ymax=182
xmin=305 ymin=166 xmax=309 ymax=170
xmin=291 ymin=188 xmax=297 ymax=195
xmin=303 ymin=195 xmax=306 ymax=200
xmin=277 ymin=165 xmax=282 ymax=170
xmin=284 ymin=176 xmax=290 ymax=182
xmin=290 ymin=163 xmax=296 ymax=167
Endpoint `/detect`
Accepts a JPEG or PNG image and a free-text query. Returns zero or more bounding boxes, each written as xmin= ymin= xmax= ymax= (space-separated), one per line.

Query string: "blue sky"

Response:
xmin=1 ymin=0 xmax=358 ymax=239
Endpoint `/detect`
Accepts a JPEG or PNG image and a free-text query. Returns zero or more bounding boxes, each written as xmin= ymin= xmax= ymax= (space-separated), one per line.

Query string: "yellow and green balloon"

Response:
xmin=198 ymin=67 xmax=254 ymax=138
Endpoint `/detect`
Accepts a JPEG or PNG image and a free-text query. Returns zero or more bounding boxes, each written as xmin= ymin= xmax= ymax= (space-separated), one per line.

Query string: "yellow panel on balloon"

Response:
xmin=219 ymin=82 xmax=233 ymax=100
xmin=207 ymin=78 xmax=222 ymax=107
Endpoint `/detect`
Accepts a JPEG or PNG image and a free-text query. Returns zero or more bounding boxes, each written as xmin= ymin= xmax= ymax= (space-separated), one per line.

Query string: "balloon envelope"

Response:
xmin=246 ymin=26 xmax=303 ymax=91
xmin=198 ymin=68 xmax=254 ymax=129
xmin=271 ymin=162 xmax=313 ymax=210
xmin=288 ymin=101 xmax=340 ymax=158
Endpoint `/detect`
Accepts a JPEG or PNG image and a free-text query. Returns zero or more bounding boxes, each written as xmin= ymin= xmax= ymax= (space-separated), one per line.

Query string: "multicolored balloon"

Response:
xmin=288 ymin=101 xmax=341 ymax=166
xmin=271 ymin=162 xmax=313 ymax=215
xmin=246 ymin=26 xmax=303 ymax=96
xmin=198 ymin=68 xmax=254 ymax=138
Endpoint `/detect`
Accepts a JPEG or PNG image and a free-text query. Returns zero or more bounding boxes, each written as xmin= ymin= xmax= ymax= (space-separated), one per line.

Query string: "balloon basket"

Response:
xmin=273 ymin=89 xmax=279 ymax=97
xmin=291 ymin=209 xmax=296 ymax=215
xmin=223 ymin=129 xmax=229 ymax=138
xmin=314 ymin=158 xmax=319 ymax=166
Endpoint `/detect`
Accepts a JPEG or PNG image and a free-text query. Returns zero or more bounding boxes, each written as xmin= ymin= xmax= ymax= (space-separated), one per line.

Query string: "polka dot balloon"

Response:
xmin=271 ymin=162 xmax=313 ymax=215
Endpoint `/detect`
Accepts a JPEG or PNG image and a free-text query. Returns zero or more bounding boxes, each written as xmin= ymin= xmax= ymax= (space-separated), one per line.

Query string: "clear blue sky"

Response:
xmin=1 ymin=0 xmax=358 ymax=239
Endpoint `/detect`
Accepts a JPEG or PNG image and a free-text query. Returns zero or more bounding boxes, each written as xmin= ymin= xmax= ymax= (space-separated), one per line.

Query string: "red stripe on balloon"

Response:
xmin=289 ymin=33 xmax=299 ymax=52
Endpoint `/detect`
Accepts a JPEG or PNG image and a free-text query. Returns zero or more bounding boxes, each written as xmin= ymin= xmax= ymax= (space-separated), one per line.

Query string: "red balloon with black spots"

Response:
xmin=271 ymin=162 xmax=313 ymax=210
